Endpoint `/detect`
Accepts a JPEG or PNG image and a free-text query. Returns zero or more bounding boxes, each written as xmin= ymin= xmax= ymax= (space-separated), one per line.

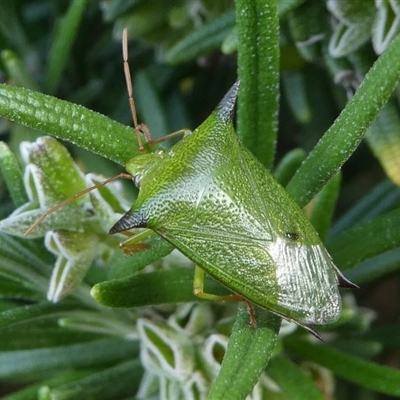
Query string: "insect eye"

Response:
xmin=285 ymin=231 xmax=299 ymax=241
xmin=133 ymin=174 xmax=142 ymax=188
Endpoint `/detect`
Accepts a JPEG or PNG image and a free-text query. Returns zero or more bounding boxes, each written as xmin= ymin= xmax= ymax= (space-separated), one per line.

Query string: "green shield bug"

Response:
xmin=25 ymin=28 xmax=356 ymax=337
xmin=108 ymin=79 xmax=356 ymax=336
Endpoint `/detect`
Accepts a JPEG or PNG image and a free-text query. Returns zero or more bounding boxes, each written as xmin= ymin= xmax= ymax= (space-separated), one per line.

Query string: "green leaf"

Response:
xmin=0 ymin=302 xmax=69 ymax=330
xmin=328 ymin=207 xmax=400 ymax=271
xmin=329 ymin=179 xmax=400 ymax=238
xmin=236 ymin=0 xmax=279 ymax=168
xmin=134 ymin=70 xmax=170 ymax=137
xmin=308 ymin=172 xmax=341 ymax=241
xmin=45 ymin=0 xmax=88 ymax=94
xmin=372 ymin=0 xmax=400 ymax=54
xmin=0 ymin=229 xmax=53 ymax=294
xmin=287 ymin=32 xmax=400 ymax=207
xmin=40 ymin=360 xmax=143 ymax=400
xmin=0 ymin=338 xmax=138 ymax=380
xmin=208 ymin=305 xmax=280 ymax=399
xmin=365 ymin=100 xmax=400 ymax=185
xmin=327 ymin=0 xmax=375 ymax=58
xmin=165 ymin=10 xmax=235 ymax=64
xmin=0 ymin=84 xmax=138 ymax=165
xmin=274 ymin=148 xmax=306 ymax=186
xmin=0 ymin=232 xmax=52 ymax=275
xmin=220 ymin=0 xmax=308 ymax=55
xmin=0 ymin=277 xmax=44 ymax=301
xmin=0 ymin=1 xmax=29 ymax=53
xmin=362 ymin=323 xmax=400 ymax=348
xmin=45 ymin=230 xmax=101 ymax=302
xmin=0 ymin=324 xmax=101 ymax=351
xmin=92 ymin=268 xmax=230 ymax=308
xmin=268 ymin=355 xmax=325 ymax=400
xmin=221 ymin=27 xmax=237 ymax=54
xmin=344 ymin=247 xmax=400 ymax=284
xmin=1 ymin=50 xmax=39 ymax=90
xmin=286 ymin=339 xmax=400 ymax=396
xmin=58 ymin=310 xmax=136 ymax=338
xmin=1 ymin=370 xmax=94 ymax=400
xmin=277 ymin=0 xmax=308 ymax=17
xmin=0 ymin=142 xmax=28 ymax=207
xmin=287 ymin=1 xmax=326 ymax=61
xmin=332 ymin=339 xmax=382 ymax=359
xmin=281 ymin=71 xmax=312 ymax=123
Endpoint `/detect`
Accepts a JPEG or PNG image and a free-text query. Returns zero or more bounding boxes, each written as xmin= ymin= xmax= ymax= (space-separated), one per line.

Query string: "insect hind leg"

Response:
xmin=193 ymin=266 xmax=256 ymax=327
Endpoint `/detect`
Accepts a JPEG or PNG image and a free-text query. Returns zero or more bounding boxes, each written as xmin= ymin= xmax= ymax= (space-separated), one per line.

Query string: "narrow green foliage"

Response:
xmin=40 ymin=360 xmax=143 ymax=400
xmin=268 ymin=355 xmax=325 ymax=400
xmin=346 ymin=247 xmax=400 ymax=284
xmin=287 ymin=0 xmax=326 ymax=61
xmin=281 ymin=71 xmax=312 ymax=123
xmin=0 ymin=142 xmax=27 ymax=207
xmin=45 ymin=0 xmax=88 ymax=94
xmin=330 ymin=179 xmax=400 ymax=237
xmin=328 ymin=207 xmax=400 ymax=271
xmin=208 ymin=305 xmax=280 ymax=399
xmin=277 ymin=0 xmax=308 ymax=17
xmin=134 ymin=70 xmax=170 ymax=137
xmin=0 ymin=302 xmax=70 ymax=330
xmin=165 ymin=10 xmax=235 ymax=64
xmin=287 ymin=339 xmax=400 ymax=396
xmin=0 ymin=338 xmax=138 ymax=380
xmin=1 ymin=370 xmax=96 ymax=400
xmin=308 ymin=173 xmax=341 ymax=241
xmin=365 ymin=101 xmax=400 ymax=185
xmin=92 ymin=268 xmax=230 ymax=308
xmin=327 ymin=0 xmax=375 ymax=58
xmin=236 ymin=0 xmax=279 ymax=168
xmin=287 ymin=32 xmax=400 ymax=207
xmin=373 ymin=0 xmax=400 ymax=54
xmin=274 ymin=148 xmax=306 ymax=186
xmin=0 ymin=84 xmax=139 ymax=165
xmin=106 ymin=234 xmax=175 ymax=280
xmin=1 ymin=50 xmax=39 ymax=90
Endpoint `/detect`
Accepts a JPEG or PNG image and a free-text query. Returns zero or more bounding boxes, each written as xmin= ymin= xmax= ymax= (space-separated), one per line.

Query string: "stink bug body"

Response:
xmin=25 ymin=29 xmax=356 ymax=335
xmin=109 ymin=81 xmax=356 ymax=333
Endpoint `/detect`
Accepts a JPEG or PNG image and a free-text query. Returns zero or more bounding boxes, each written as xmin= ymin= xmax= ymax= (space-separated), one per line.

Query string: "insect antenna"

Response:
xmin=24 ymin=28 xmax=141 ymax=237
xmin=24 ymin=173 xmax=132 ymax=237
xmin=122 ymin=28 xmax=190 ymax=149
xmin=122 ymin=28 xmax=151 ymax=152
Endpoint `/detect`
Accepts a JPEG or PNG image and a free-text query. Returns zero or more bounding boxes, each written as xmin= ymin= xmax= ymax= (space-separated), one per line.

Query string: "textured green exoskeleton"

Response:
xmin=110 ymin=82 xmax=355 ymax=331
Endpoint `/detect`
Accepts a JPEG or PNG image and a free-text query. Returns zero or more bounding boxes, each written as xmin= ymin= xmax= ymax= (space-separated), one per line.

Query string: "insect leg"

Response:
xmin=118 ymin=228 xmax=155 ymax=254
xmin=193 ymin=266 xmax=257 ymax=326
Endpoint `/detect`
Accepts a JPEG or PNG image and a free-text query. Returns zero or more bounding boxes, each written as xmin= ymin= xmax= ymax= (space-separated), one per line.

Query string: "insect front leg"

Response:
xmin=119 ymin=228 xmax=155 ymax=254
xmin=193 ymin=266 xmax=256 ymax=327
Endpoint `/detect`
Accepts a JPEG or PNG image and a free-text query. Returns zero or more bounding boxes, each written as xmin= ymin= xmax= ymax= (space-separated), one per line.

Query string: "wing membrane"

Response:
xmin=158 ymin=226 xmax=280 ymax=307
